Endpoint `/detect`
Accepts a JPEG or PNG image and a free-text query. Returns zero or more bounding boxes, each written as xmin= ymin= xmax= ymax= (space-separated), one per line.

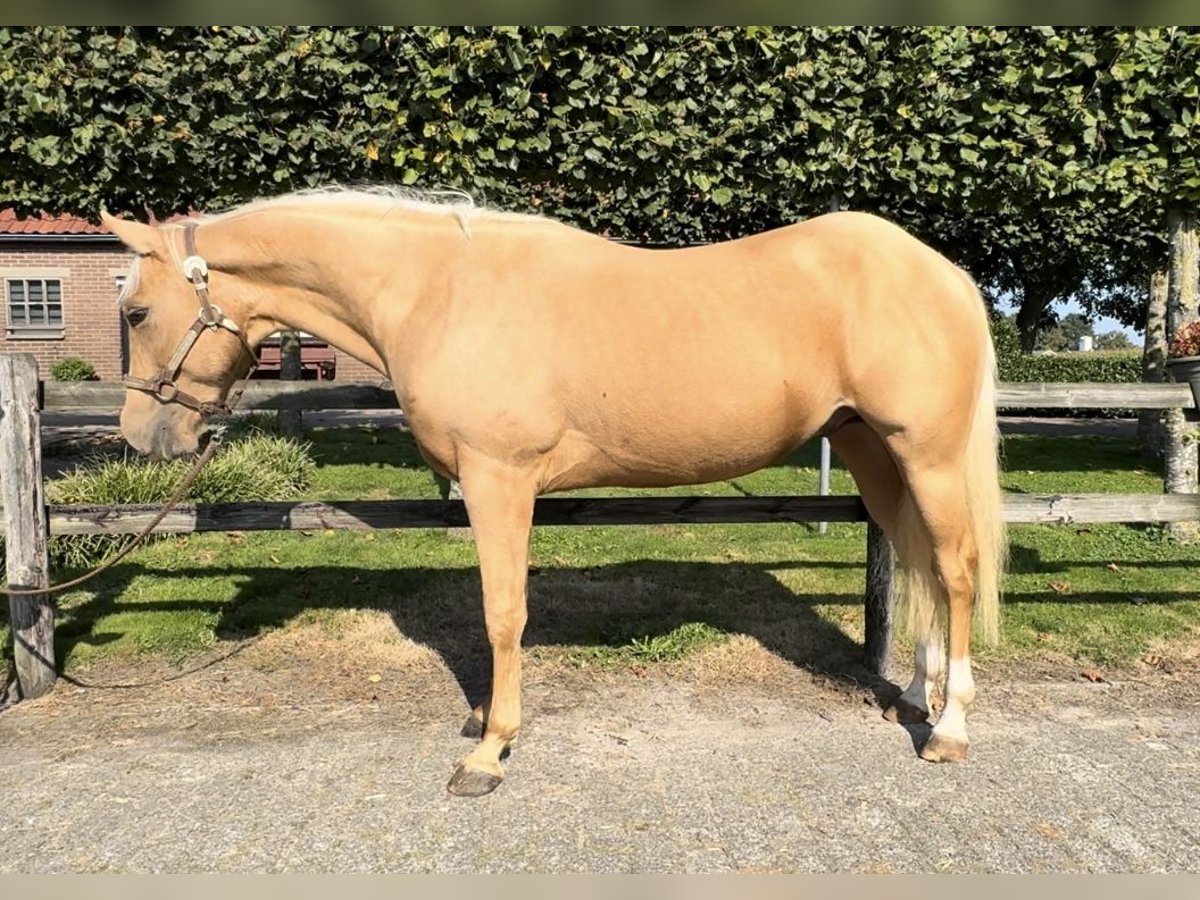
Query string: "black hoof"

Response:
xmin=460 ymin=714 xmax=486 ymax=740
xmin=446 ymin=764 xmax=503 ymax=798
xmin=883 ymin=697 xmax=930 ymax=725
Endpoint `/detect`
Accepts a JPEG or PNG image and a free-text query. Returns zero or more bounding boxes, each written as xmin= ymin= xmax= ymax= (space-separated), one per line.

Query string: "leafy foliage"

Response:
xmin=1 ymin=26 xmax=1196 ymax=338
xmin=1094 ymin=330 xmax=1134 ymax=350
xmin=1037 ymin=312 xmax=1094 ymax=352
xmin=49 ymin=356 xmax=97 ymax=381
xmin=1170 ymin=321 xmax=1200 ymax=358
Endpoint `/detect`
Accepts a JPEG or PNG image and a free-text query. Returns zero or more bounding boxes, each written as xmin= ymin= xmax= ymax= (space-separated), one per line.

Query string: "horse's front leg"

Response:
xmin=446 ymin=458 xmax=536 ymax=798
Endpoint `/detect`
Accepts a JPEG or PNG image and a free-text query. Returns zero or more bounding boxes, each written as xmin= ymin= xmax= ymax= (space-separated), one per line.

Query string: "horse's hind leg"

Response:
xmin=898 ymin=462 xmax=979 ymax=762
xmin=831 ymin=422 xmax=942 ymax=724
xmin=445 ymin=457 xmax=536 ymax=797
xmin=885 ymin=638 xmax=944 ymax=726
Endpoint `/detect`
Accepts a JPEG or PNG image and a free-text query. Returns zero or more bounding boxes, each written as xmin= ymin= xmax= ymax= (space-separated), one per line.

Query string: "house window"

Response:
xmin=6 ymin=277 xmax=65 ymax=338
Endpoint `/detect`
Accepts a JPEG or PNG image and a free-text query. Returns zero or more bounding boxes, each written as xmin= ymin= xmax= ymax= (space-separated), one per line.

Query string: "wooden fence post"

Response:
xmin=863 ymin=518 xmax=893 ymax=675
xmin=0 ymin=354 xmax=56 ymax=698
xmin=277 ymin=330 xmax=303 ymax=439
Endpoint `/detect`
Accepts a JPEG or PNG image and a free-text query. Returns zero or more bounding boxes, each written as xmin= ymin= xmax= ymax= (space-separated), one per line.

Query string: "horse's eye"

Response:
xmin=125 ymin=307 xmax=149 ymax=327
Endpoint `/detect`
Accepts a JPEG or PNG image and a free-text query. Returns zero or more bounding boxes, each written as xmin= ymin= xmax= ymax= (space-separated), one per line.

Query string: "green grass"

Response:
xmin=556 ymin=622 xmax=730 ymax=668
xmin=4 ymin=428 xmax=1199 ymax=678
xmin=43 ymin=428 xmax=314 ymax=569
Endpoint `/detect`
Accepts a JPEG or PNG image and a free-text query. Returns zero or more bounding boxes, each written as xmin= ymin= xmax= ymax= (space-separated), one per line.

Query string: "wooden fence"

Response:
xmin=3 ymin=353 xmax=1198 ymax=700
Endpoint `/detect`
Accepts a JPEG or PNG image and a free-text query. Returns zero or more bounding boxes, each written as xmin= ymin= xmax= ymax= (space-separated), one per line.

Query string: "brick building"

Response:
xmin=0 ymin=210 xmax=383 ymax=382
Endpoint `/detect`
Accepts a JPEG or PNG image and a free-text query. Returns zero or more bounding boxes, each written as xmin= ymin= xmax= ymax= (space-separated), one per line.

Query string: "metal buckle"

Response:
xmin=198 ymin=304 xmax=224 ymax=328
xmin=182 ymin=255 xmax=208 ymax=282
xmin=153 ymin=380 xmax=180 ymax=402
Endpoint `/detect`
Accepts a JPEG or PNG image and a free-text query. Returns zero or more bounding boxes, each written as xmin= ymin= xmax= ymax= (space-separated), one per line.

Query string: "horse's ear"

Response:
xmin=100 ymin=210 xmax=164 ymax=257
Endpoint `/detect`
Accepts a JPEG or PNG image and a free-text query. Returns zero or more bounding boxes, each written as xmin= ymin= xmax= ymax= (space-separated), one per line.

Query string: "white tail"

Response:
xmin=965 ymin=343 xmax=1006 ymax=643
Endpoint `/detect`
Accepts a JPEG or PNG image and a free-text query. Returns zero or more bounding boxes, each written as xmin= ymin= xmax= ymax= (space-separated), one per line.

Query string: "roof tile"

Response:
xmin=0 ymin=208 xmax=111 ymax=235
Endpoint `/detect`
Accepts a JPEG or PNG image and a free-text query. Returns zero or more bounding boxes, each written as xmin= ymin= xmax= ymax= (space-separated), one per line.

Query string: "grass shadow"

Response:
xmin=49 ymin=558 xmax=893 ymax=713
xmin=1000 ymin=434 xmax=1161 ymax=477
xmin=1008 ymin=540 xmax=1199 ymax=575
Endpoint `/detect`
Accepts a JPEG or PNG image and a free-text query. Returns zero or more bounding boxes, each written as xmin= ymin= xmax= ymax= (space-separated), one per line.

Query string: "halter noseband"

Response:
xmin=122 ymin=222 xmax=257 ymax=416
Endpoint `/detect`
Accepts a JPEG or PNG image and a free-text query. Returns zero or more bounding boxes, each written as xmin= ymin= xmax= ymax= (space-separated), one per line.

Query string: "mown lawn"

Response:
xmin=6 ymin=425 xmax=1200 ymax=679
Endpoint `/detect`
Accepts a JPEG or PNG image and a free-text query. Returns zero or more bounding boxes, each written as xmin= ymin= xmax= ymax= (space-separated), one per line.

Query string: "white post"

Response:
xmin=446 ymin=479 xmax=473 ymax=541
xmin=818 ymin=193 xmax=845 ymax=535
xmin=818 ymin=436 xmax=831 ymax=535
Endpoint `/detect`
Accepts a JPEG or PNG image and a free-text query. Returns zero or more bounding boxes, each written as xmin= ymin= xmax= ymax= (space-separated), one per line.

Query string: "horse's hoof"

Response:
xmin=883 ymin=698 xmax=930 ymax=725
xmin=919 ymin=733 xmax=969 ymax=763
xmin=460 ymin=714 xmax=485 ymax=740
xmin=447 ymin=764 xmax=503 ymax=797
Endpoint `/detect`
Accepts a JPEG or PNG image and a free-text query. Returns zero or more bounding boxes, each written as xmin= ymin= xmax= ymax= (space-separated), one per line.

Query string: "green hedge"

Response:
xmin=998 ymin=350 xmax=1142 ymax=384
xmin=992 ymin=315 xmax=1141 ymax=383
xmin=990 ymin=315 xmax=1143 ymax=417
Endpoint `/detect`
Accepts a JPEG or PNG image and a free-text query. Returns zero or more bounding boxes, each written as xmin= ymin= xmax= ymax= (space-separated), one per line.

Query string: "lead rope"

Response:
xmin=1 ymin=433 xmax=224 ymax=596
xmin=2 ymin=221 xmax=257 ymax=598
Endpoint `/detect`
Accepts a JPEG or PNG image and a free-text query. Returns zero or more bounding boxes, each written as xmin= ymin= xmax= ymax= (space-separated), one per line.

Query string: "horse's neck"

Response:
xmin=212 ymin=208 xmax=464 ymax=377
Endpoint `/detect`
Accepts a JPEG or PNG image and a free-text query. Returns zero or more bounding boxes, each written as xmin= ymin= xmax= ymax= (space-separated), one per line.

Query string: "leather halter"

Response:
xmin=122 ymin=222 xmax=257 ymax=416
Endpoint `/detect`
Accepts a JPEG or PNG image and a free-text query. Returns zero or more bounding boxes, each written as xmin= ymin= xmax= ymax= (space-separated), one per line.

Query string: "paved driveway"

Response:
xmin=1 ymin=658 xmax=1195 ymax=874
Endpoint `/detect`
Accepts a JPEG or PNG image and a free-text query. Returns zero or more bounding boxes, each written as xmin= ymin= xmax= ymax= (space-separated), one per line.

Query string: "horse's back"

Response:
xmin=544 ymin=209 xmax=987 ymax=415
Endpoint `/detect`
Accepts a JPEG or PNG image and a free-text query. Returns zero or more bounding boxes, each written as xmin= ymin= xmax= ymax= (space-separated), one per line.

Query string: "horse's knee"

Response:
xmin=485 ymin=610 xmax=527 ymax=648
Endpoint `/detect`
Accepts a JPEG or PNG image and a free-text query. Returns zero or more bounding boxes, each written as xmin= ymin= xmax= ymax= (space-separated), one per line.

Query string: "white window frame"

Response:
xmin=2 ymin=267 xmax=69 ymax=340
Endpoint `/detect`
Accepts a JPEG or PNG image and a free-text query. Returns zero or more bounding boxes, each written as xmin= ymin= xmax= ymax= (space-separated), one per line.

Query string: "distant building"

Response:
xmin=0 ymin=209 xmax=381 ymax=381
xmin=0 ymin=209 xmax=128 ymax=379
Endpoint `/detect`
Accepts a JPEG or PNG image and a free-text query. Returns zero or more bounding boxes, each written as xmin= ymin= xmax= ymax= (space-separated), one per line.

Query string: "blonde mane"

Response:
xmin=196 ymin=186 xmax=547 ymax=239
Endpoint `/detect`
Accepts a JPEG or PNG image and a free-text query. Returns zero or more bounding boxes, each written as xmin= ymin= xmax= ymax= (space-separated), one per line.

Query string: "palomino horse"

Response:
xmin=103 ymin=189 xmax=1005 ymax=797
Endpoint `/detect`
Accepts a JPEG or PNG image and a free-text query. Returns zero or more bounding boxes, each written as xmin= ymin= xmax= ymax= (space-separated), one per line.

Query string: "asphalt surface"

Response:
xmin=1 ymin=660 xmax=1196 ymax=874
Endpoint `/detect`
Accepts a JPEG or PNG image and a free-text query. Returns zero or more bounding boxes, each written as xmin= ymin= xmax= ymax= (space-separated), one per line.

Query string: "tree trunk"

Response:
xmin=278 ymin=330 xmax=303 ymax=438
xmin=1015 ymin=284 xmax=1050 ymax=352
xmin=1164 ymin=207 xmax=1199 ymax=543
xmin=1138 ymin=265 xmax=1169 ymax=459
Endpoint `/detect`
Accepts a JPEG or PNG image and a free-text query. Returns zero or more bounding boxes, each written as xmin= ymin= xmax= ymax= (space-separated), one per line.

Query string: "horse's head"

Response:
xmin=102 ymin=212 xmax=257 ymax=460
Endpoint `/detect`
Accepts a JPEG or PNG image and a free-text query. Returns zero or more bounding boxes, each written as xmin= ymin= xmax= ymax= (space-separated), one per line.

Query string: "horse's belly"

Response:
xmin=543 ymin=392 xmax=823 ymax=492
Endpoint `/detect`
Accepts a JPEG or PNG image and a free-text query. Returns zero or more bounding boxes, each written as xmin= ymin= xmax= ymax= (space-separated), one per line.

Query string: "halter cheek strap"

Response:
xmin=122 ymin=222 xmax=257 ymax=416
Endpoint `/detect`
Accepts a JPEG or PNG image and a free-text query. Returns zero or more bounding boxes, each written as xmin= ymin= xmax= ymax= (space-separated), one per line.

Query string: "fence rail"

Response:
xmin=4 ymin=492 xmax=1199 ymax=539
xmin=995 ymin=382 xmax=1195 ymax=409
xmin=4 ymin=354 xmax=1198 ymax=701
xmin=40 ymin=378 xmax=1199 ymax=412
